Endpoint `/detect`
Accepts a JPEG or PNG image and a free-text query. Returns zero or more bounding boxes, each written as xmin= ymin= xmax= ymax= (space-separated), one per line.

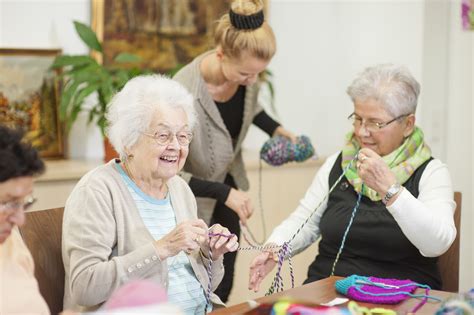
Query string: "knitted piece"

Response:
xmin=335 ymin=275 xmax=418 ymax=304
xmin=260 ymin=135 xmax=315 ymax=166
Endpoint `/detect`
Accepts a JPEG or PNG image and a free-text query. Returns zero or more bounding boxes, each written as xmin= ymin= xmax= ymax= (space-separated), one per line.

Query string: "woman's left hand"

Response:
xmin=356 ymin=148 xmax=397 ymax=196
xmin=273 ymin=126 xmax=297 ymax=143
xmin=206 ymin=224 xmax=239 ymax=260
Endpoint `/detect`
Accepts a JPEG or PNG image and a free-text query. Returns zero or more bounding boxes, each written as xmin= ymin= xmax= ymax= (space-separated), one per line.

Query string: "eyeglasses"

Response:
xmin=348 ymin=113 xmax=409 ymax=132
xmin=0 ymin=196 xmax=37 ymax=215
xmin=142 ymin=129 xmax=193 ymax=146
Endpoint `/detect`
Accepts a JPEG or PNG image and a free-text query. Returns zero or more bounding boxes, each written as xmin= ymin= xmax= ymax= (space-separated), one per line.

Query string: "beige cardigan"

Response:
xmin=174 ymin=51 xmax=264 ymax=224
xmin=62 ymin=160 xmax=224 ymax=311
xmin=0 ymin=228 xmax=50 ymax=315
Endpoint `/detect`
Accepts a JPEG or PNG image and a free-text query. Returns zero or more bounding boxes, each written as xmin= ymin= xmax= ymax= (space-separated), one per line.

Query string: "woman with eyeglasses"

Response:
xmin=249 ymin=64 xmax=456 ymax=291
xmin=62 ymin=75 xmax=238 ymax=313
xmin=0 ymin=125 xmax=49 ymax=314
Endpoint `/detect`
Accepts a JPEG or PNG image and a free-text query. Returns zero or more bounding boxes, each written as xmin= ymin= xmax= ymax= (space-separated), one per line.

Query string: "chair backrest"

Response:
xmin=438 ymin=192 xmax=461 ymax=292
xmin=19 ymin=207 xmax=65 ymax=315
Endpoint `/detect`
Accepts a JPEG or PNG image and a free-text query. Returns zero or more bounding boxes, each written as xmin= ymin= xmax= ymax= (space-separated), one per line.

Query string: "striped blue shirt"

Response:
xmin=116 ymin=164 xmax=208 ymax=314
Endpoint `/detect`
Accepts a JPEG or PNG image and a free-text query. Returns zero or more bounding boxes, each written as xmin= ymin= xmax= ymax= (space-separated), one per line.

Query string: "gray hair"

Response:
xmin=346 ymin=64 xmax=420 ymax=117
xmin=106 ymin=74 xmax=196 ymax=159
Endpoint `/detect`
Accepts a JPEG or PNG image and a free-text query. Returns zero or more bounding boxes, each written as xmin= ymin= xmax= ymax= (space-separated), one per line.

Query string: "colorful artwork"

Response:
xmin=0 ymin=49 xmax=64 ymax=158
xmin=462 ymin=0 xmax=474 ymax=30
xmin=92 ymin=0 xmax=233 ymax=72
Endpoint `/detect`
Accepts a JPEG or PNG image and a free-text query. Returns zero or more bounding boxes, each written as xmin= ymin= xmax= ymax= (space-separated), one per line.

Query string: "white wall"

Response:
xmin=443 ymin=0 xmax=473 ymax=291
xmin=252 ymin=0 xmax=424 ymax=154
xmin=1 ymin=0 xmax=472 ymax=289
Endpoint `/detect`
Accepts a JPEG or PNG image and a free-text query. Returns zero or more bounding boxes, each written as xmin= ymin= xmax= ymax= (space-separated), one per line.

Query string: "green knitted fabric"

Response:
xmin=341 ymin=127 xmax=431 ymax=201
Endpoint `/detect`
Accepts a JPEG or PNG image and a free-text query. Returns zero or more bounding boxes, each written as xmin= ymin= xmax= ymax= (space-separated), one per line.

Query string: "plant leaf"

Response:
xmin=114 ymin=52 xmax=141 ymax=63
xmin=74 ymin=20 xmax=102 ymax=53
xmin=51 ymin=55 xmax=95 ymax=68
xmin=59 ymin=81 xmax=80 ymax=120
xmin=73 ymin=83 xmax=100 ymax=111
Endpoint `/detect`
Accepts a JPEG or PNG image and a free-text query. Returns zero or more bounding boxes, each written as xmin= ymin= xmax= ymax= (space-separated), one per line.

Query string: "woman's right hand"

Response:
xmin=225 ymin=188 xmax=254 ymax=224
xmin=154 ymin=219 xmax=208 ymax=260
xmin=248 ymin=248 xmax=278 ymax=292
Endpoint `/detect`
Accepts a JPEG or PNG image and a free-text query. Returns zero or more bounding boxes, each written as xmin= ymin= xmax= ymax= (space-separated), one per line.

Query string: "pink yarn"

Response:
xmin=102 ymin=280 xmax=167 ymax=310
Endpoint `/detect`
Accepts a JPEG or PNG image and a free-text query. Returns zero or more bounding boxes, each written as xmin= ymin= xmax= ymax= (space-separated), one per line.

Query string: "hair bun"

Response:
xmin=260 ymin=135 xmax=316 ymax=166
xmin=229 ymin=9 xmax=264 ymax=30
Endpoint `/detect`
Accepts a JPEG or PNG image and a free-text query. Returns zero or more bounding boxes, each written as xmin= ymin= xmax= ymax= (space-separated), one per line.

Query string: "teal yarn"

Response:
xmin=260 ymin=135 xmax=315 ymax=166
xmin=335 ymin=275 xmax=362 ymax=295
xmin=330 ymin=186 xmax=363 ymax=276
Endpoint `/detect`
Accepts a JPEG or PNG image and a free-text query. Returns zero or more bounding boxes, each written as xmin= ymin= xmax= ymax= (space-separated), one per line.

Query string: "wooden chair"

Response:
xmin=19 ymin=207 xmax=65 ymax=315
xmin=438 ymin=192 xmax=461 ymax=292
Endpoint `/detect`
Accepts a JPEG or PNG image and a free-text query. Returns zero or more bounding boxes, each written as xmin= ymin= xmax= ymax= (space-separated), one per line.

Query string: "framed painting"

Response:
xmin=462 ymin=0 xmax=474 ymax=30
xmin=91 ymin=0 xmax=267 ymax=71
xmin=0 ymin=49 xmax=65 ymax=159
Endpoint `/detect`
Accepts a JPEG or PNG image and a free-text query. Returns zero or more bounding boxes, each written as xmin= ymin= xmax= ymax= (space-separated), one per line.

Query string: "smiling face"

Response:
xmin=219 ymin=50 xmax=270 ymax=86
xmin=129 ymin=106 xmax=190 ymax=182
xmin=0 ymin=176 xmax=33 ymax=243
xmin=353 ymin=98 xmax=415 ymax=156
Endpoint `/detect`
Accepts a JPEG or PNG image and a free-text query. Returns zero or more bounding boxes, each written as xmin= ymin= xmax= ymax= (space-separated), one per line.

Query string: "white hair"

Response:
xmin=346 ymin=64 xmax=420 ymax=117
xmin=106 ymin=74 xmax=196 ymax=159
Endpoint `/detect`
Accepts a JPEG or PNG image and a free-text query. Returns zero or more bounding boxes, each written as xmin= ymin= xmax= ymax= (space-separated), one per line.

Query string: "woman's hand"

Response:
xmin=248 ymin=245 xmax=279 ymax=292
xmin=225 ymin=188 xmax=253 ymax=224
xmin=273 ymin=126 xmax=297 ymax=143
xmin=206 ymin=224 xmax=239 ymax=260
xmin=155 ymin=219 xmax=208 ymax=260
xmin=356 ymin=148 xmax=398 ymax=197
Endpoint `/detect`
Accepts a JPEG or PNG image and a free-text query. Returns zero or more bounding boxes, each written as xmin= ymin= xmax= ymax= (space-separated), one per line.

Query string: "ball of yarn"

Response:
xmin=260 ymin=135 xmax=315 ymax=166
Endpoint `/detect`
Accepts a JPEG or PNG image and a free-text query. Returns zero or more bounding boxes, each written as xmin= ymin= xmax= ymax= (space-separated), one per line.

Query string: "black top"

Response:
xmin=189 ymin=85 xmax=280 ymax=203
xmin=305 ymin=153 xmax=441 ymax=289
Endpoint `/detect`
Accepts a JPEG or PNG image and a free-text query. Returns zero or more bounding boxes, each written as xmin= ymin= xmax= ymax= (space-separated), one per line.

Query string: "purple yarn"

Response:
xmin=260 ymin=135 xmax=315 ymax=166
xmin=347 ymin=277 xmax=418 ymax=304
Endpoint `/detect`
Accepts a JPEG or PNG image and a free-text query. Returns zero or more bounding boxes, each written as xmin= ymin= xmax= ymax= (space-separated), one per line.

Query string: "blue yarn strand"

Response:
xmin=330 ymin=185 xmax=364 ymax=276
xmin=354 ymin=286 xmax=442 ymax=302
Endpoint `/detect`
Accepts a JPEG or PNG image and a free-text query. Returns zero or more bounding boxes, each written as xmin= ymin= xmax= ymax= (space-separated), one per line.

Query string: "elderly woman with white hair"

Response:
xmin=249 ymin=64 xmax=456 ymax=291
xmin=62 ymin=75 xmax=238 ymax=314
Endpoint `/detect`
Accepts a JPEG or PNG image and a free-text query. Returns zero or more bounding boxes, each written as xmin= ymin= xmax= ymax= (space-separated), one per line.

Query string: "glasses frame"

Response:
xmin=348 ymin=113 xmax=410 ymax=132
xmin=141 ymin=129 xmax=194 ymax=146
xmin=0 ymin=196 xmax=37 ymax=215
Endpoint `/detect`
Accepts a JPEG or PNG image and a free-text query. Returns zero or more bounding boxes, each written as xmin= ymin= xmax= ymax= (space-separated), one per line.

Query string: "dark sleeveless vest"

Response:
xmin=305 ymin=153 xmax=441 ymax=289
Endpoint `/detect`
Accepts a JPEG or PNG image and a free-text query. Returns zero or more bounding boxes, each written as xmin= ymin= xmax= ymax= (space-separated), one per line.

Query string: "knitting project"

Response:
xmin=336 ymin=275 xmax=419 ymax=304
xmin=336 ymin=275 xmax=441 ymax=313
xmin=260 ymin=135 xmax=315 ymax=166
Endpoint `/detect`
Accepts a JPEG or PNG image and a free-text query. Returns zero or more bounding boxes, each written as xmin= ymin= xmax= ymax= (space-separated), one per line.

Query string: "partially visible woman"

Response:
xmin=62 ymin=75 xmax=238 ymax=313
xmin=0 ymin=125 xmax=49 ymax=314
xmin=249 ymin=64 xmax=456 ymax=292
xmin=174 ymin=0 xmax=296 ymax=301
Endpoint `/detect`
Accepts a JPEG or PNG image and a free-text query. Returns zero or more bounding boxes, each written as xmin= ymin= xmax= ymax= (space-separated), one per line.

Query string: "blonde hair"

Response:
xmin=214 ymin=0 xmax=276 ymax=61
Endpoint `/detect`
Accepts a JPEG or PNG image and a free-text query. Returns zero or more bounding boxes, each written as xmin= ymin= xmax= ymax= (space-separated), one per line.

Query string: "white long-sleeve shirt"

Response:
xmin=267 ymin=152 xmax=457 ymax=258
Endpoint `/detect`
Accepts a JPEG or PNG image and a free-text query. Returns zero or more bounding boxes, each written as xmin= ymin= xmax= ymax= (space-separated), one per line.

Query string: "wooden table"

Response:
xmin=210 ymin=276 xmax=454 ymax=314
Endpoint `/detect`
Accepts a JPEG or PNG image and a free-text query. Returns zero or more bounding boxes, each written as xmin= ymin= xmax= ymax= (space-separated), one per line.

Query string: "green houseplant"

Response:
xmin=51 ymin=21 xmax=145 ymax=159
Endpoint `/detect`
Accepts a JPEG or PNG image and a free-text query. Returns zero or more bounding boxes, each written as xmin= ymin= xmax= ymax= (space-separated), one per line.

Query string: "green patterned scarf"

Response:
xmin=341 ymin=126 xmax=431 ymax=201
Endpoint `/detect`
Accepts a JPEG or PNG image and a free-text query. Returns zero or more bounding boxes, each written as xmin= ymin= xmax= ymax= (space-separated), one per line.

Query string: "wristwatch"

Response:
xmin=382 ymin=183 xmax=402 ymax=205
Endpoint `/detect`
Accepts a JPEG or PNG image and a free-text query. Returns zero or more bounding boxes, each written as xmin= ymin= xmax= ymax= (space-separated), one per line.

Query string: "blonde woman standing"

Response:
xmin=174 ymin=0 xmax=296 ymax=302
